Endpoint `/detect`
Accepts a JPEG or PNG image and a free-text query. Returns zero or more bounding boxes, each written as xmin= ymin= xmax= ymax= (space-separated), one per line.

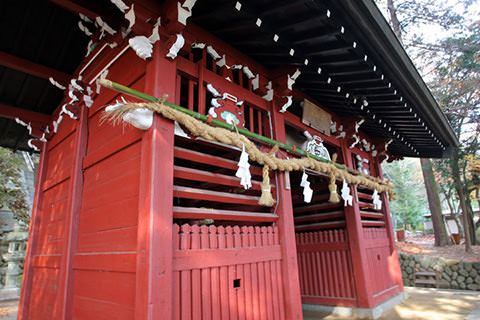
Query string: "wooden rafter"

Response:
xmin=0 ymin=51 xmax=71 ymax=84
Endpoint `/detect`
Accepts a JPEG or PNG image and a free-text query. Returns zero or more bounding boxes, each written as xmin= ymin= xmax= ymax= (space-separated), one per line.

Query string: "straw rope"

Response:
xmin=103 ymin=102 xmax=396 ymax=205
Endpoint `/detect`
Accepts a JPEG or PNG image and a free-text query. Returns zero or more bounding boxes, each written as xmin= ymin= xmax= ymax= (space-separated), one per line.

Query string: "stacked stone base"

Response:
xmin=399 ymin=253 xmax=480 ymax=291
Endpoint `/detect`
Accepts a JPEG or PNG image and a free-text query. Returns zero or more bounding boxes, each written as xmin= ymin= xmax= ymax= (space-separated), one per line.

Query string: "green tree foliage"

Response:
xmin=429 ymin=22 xmax=480 ymax=247
xmin=0 ymin=147 xmax=29 ymax=225
xmin=383 ymin=159 xmax=428 ymax=230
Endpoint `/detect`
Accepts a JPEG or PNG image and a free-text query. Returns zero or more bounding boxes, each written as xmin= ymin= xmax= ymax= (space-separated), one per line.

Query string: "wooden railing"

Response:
xmin=296 ymin=230 xmax=356 ymax=306
xmin=173 ymin=137 xmax=277 ymax=223
xmin=173 ymin=223 xmax=285 ymax=320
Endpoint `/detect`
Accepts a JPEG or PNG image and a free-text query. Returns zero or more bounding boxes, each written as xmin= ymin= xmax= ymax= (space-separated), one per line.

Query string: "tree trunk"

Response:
xmin=451 ymin=154 xmax=472 ymax=252
xmin=387 ymin=0 xmax=403 ymax=41
xmin=465 ymin=197 xmax=477 ymax=244
xmin=420 ymin=158 xmax=450 ymax=246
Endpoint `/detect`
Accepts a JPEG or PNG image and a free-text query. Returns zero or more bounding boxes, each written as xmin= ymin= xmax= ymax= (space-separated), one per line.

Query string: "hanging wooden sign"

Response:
xmin=302 ymin=99 xmax=331 ymax=135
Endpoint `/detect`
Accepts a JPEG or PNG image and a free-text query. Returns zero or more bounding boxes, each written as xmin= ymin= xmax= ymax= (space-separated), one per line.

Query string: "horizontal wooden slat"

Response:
xmin=357 ymin=192 xmax=373 ymax=201
xmin=174 ymin=165 xmax=266 ymax=191
xmin=359 ymin=211 xmax=384 ymax=219
xmin=174 ymin=185 xmax=260 ymax=205
xmin=174 ymin=146 xmax=263 ymax=176
xmin=173 ymin=206 xmax=277 ymax=222
xmin=73 ymin=252 xmax=136 ymax=273
xmin=361 ymin=221 xmax=385 ymax=227
xmin=294 ymin=202 xmax=342 ymax=214
xmin=296 ymin=242 xmax=348 ymax=252
xmin=174 ymin=246 xmax=281 ymax=270
xmin=295 ymin=220 xmax=346 ymax=231
xmin=294 ymin=211 xmax=344 ymax=223
xmin=358 ymin=202 xmax=374 ymax=209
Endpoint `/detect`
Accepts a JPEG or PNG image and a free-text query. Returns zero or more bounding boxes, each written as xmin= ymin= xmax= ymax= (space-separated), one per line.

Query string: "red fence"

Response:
xmin=296 ymin=229 xmax=356 ymax=306
xmin=173 ymin=223 xmax=285 ymax=320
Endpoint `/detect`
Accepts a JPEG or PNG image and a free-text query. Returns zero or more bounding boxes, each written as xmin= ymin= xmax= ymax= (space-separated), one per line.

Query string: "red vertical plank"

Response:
xmin=136 ymin=41 xmax=176 ymax=320
xmin=249 ymin=107 xmax=254 ymax=133
xmin=299 ymin=233 xmax=307 ymax=295
xmin=248 ymin=226 xmax=259 ymax=319
xmin=226 ymin=227 xmax=238 ymax=320
xmin=180 ymin=224 xmax=192 ymax=320
xmin=241 ymin=227 xmax=252 ymax=320
xmin=201 ymin=225 xmax=212 ymax=320
xmin=57 ymin=105 xmax=88 ymax=319
xmin=233 ymin=226 xmax=245 ymax=320
xmin=335 ymin=230 xmax=346 ymax=297
xmin=210 ymin=226 xmax=221 ymax=320
xmin=270 ymin=107 xmax=302 ymax=319
xmin=311 ymin=233 xmax=318 ymax=296
xmin=217 ymin=226 xmax=229 ymax=320
xmin=257 ymin=110 xmax=263 ymax=136
xmin=188 ymin=80 xmax=195 ymax=111
xmin=173 ymin=224 xmax=180 ymax=320
xmin=18 ymin=140 xmax=48 ymax=320
xmin=268 ymin=227 xmax=280 ymax=320
xmin=261 ymin=227 xmax=274 ymax=320
xmin=191 ymin=225 xmax=202 ymax=320
xmin=198 ymin=52 xmax=206 ymax=115
xmin=255 ymin=228 xmax=266 ymax=320
xmin=176 ymin=74 xmax=182 ymax=104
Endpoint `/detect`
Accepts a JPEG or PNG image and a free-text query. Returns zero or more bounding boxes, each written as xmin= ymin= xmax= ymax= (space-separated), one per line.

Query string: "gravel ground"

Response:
xmin=304 ymin=287 xmax=480 ymax=319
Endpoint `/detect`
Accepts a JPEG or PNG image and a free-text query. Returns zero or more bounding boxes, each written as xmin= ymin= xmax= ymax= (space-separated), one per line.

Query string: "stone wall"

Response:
xmin=399 ymin=253 xmax=480 ymax=291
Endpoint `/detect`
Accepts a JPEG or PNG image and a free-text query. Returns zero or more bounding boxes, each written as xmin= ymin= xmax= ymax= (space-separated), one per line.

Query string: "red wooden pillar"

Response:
xmin=18 ymin=141 xmax=48 ymax=319
xmin=135 ymin=41 xmax=176 ymax=319
xmin=341 ymin=140 xmax=374 ymax=308
xmin=56 ymin=106 xmax=89 ymax=319
xmin=270 ymin=105 xmax=303 ymax=320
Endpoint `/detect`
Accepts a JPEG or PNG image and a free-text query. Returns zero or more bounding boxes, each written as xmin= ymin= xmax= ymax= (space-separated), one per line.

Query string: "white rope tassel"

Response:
xmin=300 ymin=171 xmax=313 ymax=203
xmin=235 ymin=144 xmax=252 ymax=189
xmin=373 ymin=189 xmax=382 ymax=211
xmin=341 ymin=178 xmax=353 ymax=207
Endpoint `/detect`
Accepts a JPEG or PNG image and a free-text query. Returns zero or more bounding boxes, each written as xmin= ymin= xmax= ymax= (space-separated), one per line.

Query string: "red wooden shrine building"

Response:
xmin=0 ymin=0 xmax=459 ymax=319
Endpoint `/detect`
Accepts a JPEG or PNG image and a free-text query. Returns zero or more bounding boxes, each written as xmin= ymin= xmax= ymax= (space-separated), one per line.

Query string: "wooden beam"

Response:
xmin=49 ymin=0 xmax=98 ymax=19
xmin=0 ymin=51 xmax=71 ymax=84
xmin=0 ymin=105 xmax=50 ymax=123
xmin=0 ymin=105 xmax=50 ymax=137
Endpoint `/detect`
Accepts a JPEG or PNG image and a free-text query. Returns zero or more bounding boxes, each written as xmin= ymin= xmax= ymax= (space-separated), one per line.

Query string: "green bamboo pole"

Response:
xmin=99 ymin=79 xmax=356 ymax=174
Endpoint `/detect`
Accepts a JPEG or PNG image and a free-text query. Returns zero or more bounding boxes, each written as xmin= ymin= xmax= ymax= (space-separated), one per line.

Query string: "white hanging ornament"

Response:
xmin=129 ymin=36 xmax=153 ymax=59
xmin=372 ymin=189 xmax=382 ymax=211
xmin=300 ymin=171 xmax=313 ymax=203
xmin=166 ymin=34 xmax=185 ymax=59
xmin=341 ymin=179 xmax=353 ymax=207
xmin=235 ymin=144 xmax=252 ymax=190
